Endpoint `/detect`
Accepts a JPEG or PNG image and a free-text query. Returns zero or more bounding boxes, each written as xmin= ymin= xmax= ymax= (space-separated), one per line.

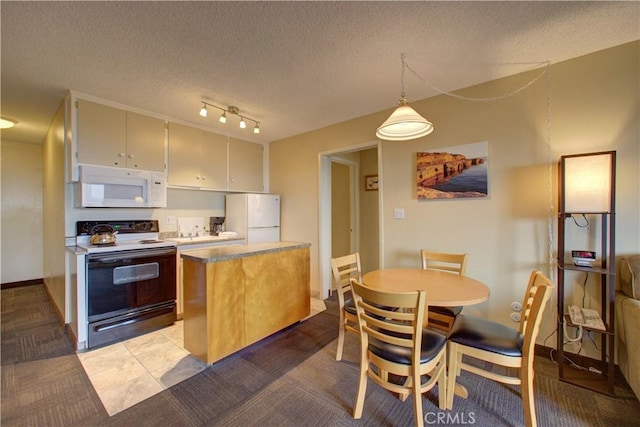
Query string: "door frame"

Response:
xmin=330 ymin=157 xmax=358 ymax=257
xmin=318 ymin=140 xmax=381 ymax=298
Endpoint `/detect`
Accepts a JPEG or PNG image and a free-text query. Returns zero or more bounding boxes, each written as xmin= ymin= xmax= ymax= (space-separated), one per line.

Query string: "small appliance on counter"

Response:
xmin=210 ymin=217 xmax=225 ymax=235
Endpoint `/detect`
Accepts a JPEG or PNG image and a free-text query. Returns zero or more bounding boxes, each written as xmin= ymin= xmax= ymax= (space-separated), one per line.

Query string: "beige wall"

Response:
xmin=1 ymin=139 xmax=44 ymax=283
xmin=359 ymin=148 xmax=379 ymax=274
xmin=42 ymin=102 xmax=67 ymax=315
xmin=270 ymin=42 xmax=639 ymax=352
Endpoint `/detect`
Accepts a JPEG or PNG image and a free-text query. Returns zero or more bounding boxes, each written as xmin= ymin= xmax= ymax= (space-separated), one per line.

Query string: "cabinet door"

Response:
xmin=167 ymin=123 xmax=227 ymax=189
xmin=76 ymin=99 xmax=127 ymax=167
xmin=228 ymin=137 xmax=263 ymax=191
xmin=199 ymin=131 xmax=228 ymax=189
xmin=126 ymin=112 xmax=166 ymax=171
xmin=168 ymin=122 xmax=204 ymax=187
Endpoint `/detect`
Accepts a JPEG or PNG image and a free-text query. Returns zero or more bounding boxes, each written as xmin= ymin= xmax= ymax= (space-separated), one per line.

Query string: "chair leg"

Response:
xmin=446 ymin=342 xmax=458 ymax=410
xmin=412 ymin=364 xmax=424 ymax=427
xmin=353 ymin=351 xmax=368 ymax=419
xmin=522 ymin=363 xmax=537 ymax=427
xmin=399 ymin=376 xmax=412 ymax=402
xmin=437 ymin=350 xmax=447 ymax=410
xmin=335 ymin=323 xmax=345 ymax=361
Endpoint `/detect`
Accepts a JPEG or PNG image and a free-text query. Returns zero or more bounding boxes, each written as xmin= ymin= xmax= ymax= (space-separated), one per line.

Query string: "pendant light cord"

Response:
xmin=402 ymin=57 xmax=549 ymax=102
xmin=545 ymin=62 xmax=554 ymax=281
xmin=400 ymin=55 xmax=555 ymax=277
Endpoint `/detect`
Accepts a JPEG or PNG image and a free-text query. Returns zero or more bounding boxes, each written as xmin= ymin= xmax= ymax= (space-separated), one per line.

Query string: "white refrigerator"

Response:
xmin=225 ymin=193 xmax=280 ymax=243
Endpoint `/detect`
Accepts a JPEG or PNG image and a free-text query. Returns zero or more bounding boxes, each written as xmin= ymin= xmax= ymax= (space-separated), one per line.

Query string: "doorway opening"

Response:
xmin=318 ymin=141 xmax=381 ymax=298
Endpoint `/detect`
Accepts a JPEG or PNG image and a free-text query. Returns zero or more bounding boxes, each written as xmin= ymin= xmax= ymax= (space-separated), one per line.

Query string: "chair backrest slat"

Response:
xmin=350 ymin=278 xmax=426 ymax=354
xmin=331 ymin=253 xmax=362 ymax=306
xmin=420 ymin=250 xmax=468 ymax=275
xmin=519 ymin=271 xmax=554 ymax=359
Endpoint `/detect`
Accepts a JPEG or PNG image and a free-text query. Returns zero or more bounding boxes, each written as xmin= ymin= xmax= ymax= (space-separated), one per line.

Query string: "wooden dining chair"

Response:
xmin=350 ymin=278 xmax=447 ymax=427
xmin=446 ymin=270 xmax=554 ymax=427
xmin=420 ymin=250 xmax=469 ymax=332
xmin=330 ymin=253 xmax=362 ymax=361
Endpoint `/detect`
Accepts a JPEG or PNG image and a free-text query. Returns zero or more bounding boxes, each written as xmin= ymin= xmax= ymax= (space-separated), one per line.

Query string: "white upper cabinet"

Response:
xmin=228 ymin=137 xmax=264 ymax=192
xmin=167 ymin=122 xmax=228 ymax=189
xmin=167 ymin=125 xmax=264 ymax=192
xmin=76 ymin=99 xmax=166 ymax=171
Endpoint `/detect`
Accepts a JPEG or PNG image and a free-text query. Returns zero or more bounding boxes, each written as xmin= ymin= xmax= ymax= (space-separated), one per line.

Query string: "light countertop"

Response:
xmin=180 ymin=241 xmax=311 ymax=263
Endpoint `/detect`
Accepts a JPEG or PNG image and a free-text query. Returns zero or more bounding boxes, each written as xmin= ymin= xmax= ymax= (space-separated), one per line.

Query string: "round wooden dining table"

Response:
xmin=362 ymin=268 xmax=490 ymax=307
xmin=362 ymin=268 xmax=490 ymax=400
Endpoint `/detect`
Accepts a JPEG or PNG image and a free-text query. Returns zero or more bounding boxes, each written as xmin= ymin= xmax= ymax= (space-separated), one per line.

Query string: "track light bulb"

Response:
xmin=253 ymin=123 xmax=260 ymax=134
xmin=219 ymin=111 xmax=227 ymax=124
xmin=199 ymin=105 xmax=208 ymax=117
xmin=239 ymin=118 xmax=247 ymax=129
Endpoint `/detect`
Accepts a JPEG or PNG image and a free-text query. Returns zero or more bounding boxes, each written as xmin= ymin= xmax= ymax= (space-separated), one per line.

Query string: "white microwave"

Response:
xmin=75 ymin=165 xmax=167 ymax=208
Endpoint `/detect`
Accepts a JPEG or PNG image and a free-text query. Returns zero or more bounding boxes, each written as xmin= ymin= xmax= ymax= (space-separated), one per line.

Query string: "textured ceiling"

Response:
xmin=1 ymin=1 xmax=638 ymax=144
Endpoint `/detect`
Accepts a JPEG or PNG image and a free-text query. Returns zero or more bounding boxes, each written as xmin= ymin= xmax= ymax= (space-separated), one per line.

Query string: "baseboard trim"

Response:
xmin=1 ymin=278 xmax=44 ymax=289
xmin=41 ymin=283 xmax=66 ymax=327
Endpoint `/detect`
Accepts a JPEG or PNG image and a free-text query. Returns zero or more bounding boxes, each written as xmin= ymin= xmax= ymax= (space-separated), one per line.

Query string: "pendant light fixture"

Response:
xmin=376 ymin=54 xmax=433 ymax=141
xmin=0 ymin=117 xmax=18 ymax=129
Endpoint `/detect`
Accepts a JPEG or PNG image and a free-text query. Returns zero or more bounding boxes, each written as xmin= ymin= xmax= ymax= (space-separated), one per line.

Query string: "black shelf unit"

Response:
xmin=556 ymin=151 xmax=616 ymax=396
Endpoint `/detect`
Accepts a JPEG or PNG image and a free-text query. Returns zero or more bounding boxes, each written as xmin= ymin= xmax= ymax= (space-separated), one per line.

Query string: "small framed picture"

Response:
xmin=365 ymin=175 xmax=379 ymax=191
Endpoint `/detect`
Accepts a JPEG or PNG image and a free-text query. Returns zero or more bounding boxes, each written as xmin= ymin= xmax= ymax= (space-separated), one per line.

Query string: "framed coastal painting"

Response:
xmin=416 ymin=141 xmax=488 ymax=200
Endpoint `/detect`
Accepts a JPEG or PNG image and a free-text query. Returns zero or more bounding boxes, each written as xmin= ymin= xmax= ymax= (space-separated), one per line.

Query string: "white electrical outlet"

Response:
xmin=393 ymin=208 xmax=405 ymax=219
xmin=510 ymin=301 xmax=522 ymax=312
xmin=166 ymin=215 xmax=176 ymax=225
xmin=510 ymin=312 xmax=521 ymax=322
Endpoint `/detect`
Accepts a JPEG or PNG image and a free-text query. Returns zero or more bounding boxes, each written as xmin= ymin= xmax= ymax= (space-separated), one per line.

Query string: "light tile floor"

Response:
xmin=78 ymin=297 xmax=327 ymax=416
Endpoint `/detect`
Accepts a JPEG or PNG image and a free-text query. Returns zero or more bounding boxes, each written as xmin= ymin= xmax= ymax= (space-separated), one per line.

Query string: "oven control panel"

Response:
xmin=76 ymin=220 xmax=160 ymax=235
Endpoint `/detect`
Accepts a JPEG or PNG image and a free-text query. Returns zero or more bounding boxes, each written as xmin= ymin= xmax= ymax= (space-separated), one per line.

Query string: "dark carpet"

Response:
xmin=2 ymin=284 xmax=640 ymax=426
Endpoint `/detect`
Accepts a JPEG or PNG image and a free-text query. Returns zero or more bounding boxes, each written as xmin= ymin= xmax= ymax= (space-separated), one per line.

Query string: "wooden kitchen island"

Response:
xmin=180 ymin=241 xmax=311 ymax=365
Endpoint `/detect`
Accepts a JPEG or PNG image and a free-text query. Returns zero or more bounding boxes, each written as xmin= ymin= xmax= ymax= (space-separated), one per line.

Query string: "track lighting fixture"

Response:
xmin=199 ymin=101 xmax=260 ymax=133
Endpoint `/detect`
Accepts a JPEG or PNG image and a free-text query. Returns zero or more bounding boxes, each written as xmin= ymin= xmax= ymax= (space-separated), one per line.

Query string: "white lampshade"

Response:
xmin=376 ymin=104 xmax=433 ymax=141
xmin=562 ymin=152 xmax=614 ymax=213
xmin=0 ymin=117 xmax=17 ymax=129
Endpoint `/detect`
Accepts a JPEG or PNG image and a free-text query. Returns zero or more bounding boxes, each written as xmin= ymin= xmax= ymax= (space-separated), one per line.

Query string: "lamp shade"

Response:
xmin=561 ymin=152 xmax=615 ymax=213
xmin=0 ymin=117 xmax=17 ymax=129
xmin=376 ymin=105 xmax=434 ymax=141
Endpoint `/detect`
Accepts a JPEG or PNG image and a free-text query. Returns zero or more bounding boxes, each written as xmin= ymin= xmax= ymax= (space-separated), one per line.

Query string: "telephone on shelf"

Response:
xmin=568 ymin=305 xmax=606 ymax=331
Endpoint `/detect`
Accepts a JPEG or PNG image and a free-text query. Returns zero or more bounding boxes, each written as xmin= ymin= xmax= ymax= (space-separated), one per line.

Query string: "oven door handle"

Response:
xmin=87 ymin=248 xmax=176 ymax=263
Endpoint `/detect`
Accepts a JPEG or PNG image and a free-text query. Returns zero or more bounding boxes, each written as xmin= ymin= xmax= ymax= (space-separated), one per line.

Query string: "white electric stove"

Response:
xmin=75 ymin=220 xmax=176 ymax=253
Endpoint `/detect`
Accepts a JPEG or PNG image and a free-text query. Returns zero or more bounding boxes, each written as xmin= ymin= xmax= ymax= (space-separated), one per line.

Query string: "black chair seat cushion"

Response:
xmin=368 ymin=329 xmax=446 ymax=365
xmin=449 ymin=314 xmax=523 ymax=357
xmin=344 ymin=298 xmax=357 ymax=315
xmin=428 ymin=305 xmax=463 ymax=317
xmin=346 ymin=297 xmax=398 ymax=318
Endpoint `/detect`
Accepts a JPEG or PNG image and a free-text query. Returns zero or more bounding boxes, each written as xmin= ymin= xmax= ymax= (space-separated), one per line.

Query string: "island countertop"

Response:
xmin=180 ymin=241 xmax=311 ymax=263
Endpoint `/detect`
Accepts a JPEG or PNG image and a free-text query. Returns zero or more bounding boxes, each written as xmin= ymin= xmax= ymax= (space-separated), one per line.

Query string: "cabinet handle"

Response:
xmin=118 ymin=153 xmax=125 ymax=158
xmin=202 ymin=176 xmax=206 ymax=181
xmin=128 ymin=154 xmax=134 ymax=159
